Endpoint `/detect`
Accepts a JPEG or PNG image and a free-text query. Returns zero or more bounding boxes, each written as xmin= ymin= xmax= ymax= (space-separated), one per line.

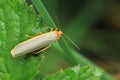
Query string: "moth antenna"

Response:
xmin=63 ymin=33 xmax=80 ymax=50
xmin=53 ymin=12 xmax=61 ymax=29
xmin=53 ymin=12 xmax=79 ymax=50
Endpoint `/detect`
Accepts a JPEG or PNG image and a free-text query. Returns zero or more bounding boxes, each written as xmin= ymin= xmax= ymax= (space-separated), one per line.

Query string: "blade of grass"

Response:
xmin=31 ymin=0 xmax=56 ymax=28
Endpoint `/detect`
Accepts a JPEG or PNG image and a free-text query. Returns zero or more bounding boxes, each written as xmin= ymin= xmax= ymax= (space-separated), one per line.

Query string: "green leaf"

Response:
xmin=43 ymin=65 xmax=103 ymax=80
xmin=0 ymin=0 xmax=44 ymax=80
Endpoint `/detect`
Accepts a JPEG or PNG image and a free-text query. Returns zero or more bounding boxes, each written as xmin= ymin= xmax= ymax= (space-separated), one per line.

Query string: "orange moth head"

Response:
xmin=57 ymin=30 xmax=63 ymax=39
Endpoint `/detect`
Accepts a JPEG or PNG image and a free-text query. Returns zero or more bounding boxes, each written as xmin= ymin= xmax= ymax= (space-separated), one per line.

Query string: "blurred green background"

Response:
xmin=31 ymin=0 xmax=120 ymax=80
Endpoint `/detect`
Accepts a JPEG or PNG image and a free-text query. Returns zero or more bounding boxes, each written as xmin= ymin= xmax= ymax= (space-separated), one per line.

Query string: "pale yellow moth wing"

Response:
xmin=11 ymin=31 xmax=58 ymax=57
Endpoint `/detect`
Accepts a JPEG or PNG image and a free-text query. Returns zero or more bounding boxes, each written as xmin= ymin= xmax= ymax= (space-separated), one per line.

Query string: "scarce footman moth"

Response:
xmin=11 ymin=30 xmax=62 ymax=57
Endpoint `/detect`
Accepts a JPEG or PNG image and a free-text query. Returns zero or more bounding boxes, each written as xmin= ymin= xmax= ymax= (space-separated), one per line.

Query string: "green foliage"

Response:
xmin=0 ymin=0 xmax=115 ymax=80
xmin=43 ymin=65 xmax=103 ymax=80
xmin=0 ymin=0 xmax=43 ymax=80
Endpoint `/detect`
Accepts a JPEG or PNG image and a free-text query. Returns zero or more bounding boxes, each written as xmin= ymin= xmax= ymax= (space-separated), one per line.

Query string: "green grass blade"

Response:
xmin=31 ymin=0 xmax=56 ymax=28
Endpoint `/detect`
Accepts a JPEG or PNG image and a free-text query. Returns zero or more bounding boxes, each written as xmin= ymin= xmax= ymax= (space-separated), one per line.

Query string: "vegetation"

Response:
xmin=0 ymin=0 xmax=117 ymax=80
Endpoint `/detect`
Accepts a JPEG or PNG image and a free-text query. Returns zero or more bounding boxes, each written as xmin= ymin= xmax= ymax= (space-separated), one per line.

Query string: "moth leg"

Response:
xmin=49 ymin=27 xmax=53 ymax=32
xmin=25 ymin=32 xmax=43 ymax=38
xmin=24 ymin=35 xmax=33 ymax=38
xmin=33 ymin=44 xmax=51 ymax=54
xmin=34 ymin=32 xmax=43 ymax=36
xmin=45 ymin=26 xmax=53 ymax=32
